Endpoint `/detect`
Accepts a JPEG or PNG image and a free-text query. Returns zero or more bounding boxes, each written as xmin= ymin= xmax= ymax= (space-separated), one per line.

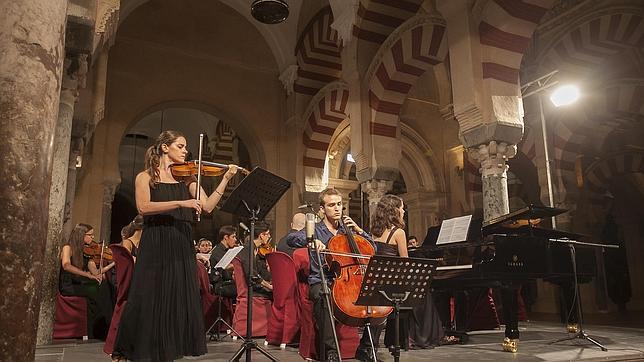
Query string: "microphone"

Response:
xmin=305 ymin=213 xmax=316 ymax=243
xmin=239 ymin=222 xmax=249 ymax=233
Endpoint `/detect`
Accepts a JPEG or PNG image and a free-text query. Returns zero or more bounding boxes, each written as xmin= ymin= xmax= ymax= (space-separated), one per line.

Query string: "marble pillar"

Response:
xmin=37 ymin=55 xmax=88 ymax=345
xmin=100 ymin=180 xmax=120 ymax=243
xmin=469 ymin=141 xmax=517 ymax=222
xmin=0 ymin=0 xmax=68 ymax=358
xmin=361 ymin=180 xmax=393 ymax=220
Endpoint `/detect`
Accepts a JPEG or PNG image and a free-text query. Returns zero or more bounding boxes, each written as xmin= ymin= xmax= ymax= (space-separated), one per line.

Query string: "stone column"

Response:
xmin=37 ymin=55 xmax=88 ymax=345
xmin=62 ymin=137 xmax=85 ymax=238
xmin=469 ymin=141 xmax=517 ymax=222
xmin=361 ymin=180 xmax=393 ymax=220
xmin=402 ymin=189 xmax=442 ymax=242
xmin=0 ymin=1 xmax=68 ymax=359
xmin=100 ymin=179 xmax=120 ymax=243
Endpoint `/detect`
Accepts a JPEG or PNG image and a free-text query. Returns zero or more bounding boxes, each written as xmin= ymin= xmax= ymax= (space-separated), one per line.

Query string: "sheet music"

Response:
xmin=214 ymin=245 xmax=244 ymax=269
xmin=436 ymin=215 xmax=472 ymax=245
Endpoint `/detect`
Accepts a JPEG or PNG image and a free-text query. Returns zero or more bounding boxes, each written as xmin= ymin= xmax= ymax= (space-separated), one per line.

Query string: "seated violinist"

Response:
xmin=289 ymin=188 xmax=378 ymax=362
xmin=121 ymin=215 xmax=143 ymax=260
xmin=237 ymin=222 xmax=273 ymax=299
xmin=59 ymin=223 xmax=114 ymax=339
xmin=209 ymin=225 xmax=238 ymax=298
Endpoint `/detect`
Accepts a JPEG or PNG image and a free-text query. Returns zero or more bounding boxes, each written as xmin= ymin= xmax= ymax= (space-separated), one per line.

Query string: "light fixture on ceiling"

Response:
xmin=550 ymin=84 xmax=580 ymax=107
xmin=251 ymin=0 xmax=289 ymax=24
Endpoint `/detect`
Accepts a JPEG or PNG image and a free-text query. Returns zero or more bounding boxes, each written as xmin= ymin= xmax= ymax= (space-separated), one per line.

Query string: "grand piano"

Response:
xmin=412 ymin=205 xmax=596 ymax=352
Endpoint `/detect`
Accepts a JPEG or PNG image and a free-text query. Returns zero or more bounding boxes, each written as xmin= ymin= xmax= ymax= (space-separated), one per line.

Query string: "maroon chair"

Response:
xmin=103 ymin=244 xmax=134 ymax=354
xmin=231 ymin=257 xmax=272 ymax=337
xmin=292 ymin=248 xmax=359 ymax=360
xmin=196 ymin=261 xmax=218 ymax=327
xmin=53 ymin=294 xmax=88 ymax=339
xmin=265 ymin=252 xmax=300 ymax=348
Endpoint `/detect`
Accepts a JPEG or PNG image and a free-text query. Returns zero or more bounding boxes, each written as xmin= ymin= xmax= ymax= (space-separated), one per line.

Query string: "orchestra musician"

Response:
xmin=209 ymin=225 xmax=238 ymax=298
xmin=289 ymin=188 xmax=378 ymax=362
xmin=121 ymin=215 xmax=143 ymax=259
xmin=276 ymin=212 xmax=306 ymax=257
xmin=112 ymin=130 xmax=238 ymax=362
xmin=59 ymin=223 xmax=113 ymax=339
xmin=369 ymin=194 xmax=410 ymax=350
xmin=238 ymin=222 xmax=273 ymax=299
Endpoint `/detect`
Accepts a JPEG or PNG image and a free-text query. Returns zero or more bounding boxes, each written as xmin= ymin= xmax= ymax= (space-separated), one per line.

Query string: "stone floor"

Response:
xmin=36 ymin=321 xmax=644 ymax=361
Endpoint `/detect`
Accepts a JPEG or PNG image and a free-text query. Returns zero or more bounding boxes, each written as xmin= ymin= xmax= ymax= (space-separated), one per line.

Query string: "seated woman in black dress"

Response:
xmin=59 ymin=223 xmax=113 ymax=338
xmin=369 ymin=194 xmax=409 ymax=350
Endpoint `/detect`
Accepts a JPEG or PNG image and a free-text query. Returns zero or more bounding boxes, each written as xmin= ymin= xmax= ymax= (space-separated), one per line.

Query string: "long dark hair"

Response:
xmin=144 ymin=130 xmax=185 ymax=188
xmin=66 ymin=223 xmax=93 ymax=268
xmin=370 ymin=194 xmax=405 ymax=238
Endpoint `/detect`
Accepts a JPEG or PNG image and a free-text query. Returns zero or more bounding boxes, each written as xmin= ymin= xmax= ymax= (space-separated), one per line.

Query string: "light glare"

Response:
xmin=347 ymin=154 xmax=355 ymax=163
xmin=550 ymin=85 xmax=580 ymax=107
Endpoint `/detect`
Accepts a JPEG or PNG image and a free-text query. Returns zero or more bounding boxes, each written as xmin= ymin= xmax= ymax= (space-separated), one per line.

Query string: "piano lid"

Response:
xmin=482 ymin=204 xmax=568 ymax=229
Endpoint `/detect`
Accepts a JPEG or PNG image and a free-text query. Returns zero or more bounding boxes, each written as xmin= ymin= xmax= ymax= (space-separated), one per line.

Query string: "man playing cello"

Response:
xmin=289 ymin=188 xmax=380 ymax=362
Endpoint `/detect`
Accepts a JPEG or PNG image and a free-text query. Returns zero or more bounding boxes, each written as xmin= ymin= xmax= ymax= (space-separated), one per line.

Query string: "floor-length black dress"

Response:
xmin=114 ymin=182 xmax=206 ymax=361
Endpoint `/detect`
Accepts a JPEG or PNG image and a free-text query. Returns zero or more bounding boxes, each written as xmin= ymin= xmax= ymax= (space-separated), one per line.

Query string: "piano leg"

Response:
xmin=500 ymin=286 xmax=519 ymax=352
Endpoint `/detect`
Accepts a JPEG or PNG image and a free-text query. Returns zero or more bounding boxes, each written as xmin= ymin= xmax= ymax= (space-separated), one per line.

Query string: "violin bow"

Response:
xmin=98 ymin=239 xmax=105 ymax=284
xmin=195 ymin=133 xmax=204 ymax=222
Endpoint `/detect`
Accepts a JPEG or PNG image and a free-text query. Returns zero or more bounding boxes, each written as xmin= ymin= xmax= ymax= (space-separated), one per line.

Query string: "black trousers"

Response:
xmin=309 ymin=283 xmax=378 ymax=358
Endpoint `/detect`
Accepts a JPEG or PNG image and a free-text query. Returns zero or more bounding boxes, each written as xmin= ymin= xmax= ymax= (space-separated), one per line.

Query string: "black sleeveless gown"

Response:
xmin=114 ymin=182 xmax=206 ymax=361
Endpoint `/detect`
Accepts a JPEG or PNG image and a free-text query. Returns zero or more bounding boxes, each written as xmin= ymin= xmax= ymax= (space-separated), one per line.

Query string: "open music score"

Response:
xmin=436 ymin=215 xmax=472 ymax=245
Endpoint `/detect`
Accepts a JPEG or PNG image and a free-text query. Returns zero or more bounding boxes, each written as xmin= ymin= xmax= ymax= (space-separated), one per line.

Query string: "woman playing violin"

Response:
xmin=113 ymin=130 xmax=238 ymax=362
xmin=59 ymin=223 xmax=114 ymax=339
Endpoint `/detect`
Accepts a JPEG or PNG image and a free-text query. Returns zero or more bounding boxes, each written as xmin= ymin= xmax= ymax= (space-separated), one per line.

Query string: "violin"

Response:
xmin=169 ymin=160 xmax=250 ymax=177
xmin=325 ymin=215 xmax=392 ymax=327
xmin=257 ymin=239 xmax=275 ymax=257
xmin=83 ymin=241 xmax=113 ymax=265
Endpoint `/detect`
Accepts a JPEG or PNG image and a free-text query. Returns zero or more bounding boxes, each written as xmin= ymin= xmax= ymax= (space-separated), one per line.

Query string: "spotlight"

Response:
xmin=550 ymin=85 xmax=580 ymax=107
xmin=251 ymin=0 xmax=289 ymax=24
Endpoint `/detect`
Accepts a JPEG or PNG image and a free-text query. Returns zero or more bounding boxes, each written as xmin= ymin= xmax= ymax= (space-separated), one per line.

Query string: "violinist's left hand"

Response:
xmin=224 ymin=164 xmax=238 ymax=180
xmin=342 ymin=215 xmax=364 ymax=234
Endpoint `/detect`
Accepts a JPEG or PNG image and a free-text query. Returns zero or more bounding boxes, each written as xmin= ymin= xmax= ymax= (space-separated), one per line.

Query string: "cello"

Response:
xmin=326 ymin=215 xmax=392 ymax=327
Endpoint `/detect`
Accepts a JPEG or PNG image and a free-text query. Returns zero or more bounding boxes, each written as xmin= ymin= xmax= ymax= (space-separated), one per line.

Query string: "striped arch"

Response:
xmin=540 ymin=11 xmax=644 ymax=76
xmin=302 ymin=81 xmax=350 ymax=191
xmin=294 ymin=7 xmax=342 ymax=96
xmin=585 ymin=150 xmax=644 ymax=204
xmin=367 ymin=15 xmax=448 ymax=139
xmin=479 ymin=0 xmax=556 ymax=88
xmin=353 ymin=0 xmax=424 ymax=44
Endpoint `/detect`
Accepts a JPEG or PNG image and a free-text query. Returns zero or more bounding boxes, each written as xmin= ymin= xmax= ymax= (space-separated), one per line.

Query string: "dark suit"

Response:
xmin=209 ymin=243 xmax=237 ymax=298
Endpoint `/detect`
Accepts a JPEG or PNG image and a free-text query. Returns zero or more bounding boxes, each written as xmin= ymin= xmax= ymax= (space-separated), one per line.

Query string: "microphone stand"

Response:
xmin=548 ymin=239 xmax=618 ymax=351
xmin=306 ymin=213 xmax=342 ymax=362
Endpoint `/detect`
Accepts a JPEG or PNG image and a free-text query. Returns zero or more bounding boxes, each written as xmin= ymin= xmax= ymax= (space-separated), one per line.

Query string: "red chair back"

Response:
xmin=231 ymin=257 xmax=271 ymax=337
xmin=104 ymin=244 xmax=134 ymax=354
xmin=53 ymin=294 xmax=87 ymax=339
xmin=196 ymin=261 xmax=219 ymax=327
xmin=265 ymin=252 xmax=300 ymax=345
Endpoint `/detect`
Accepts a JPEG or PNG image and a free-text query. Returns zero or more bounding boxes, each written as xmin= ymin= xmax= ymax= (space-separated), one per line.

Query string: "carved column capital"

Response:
xmin=361 ymin=179 xmax=393 ymax=209
xmin=102 ymin=179 xmax=120 ymax=206
xmin=279 ymin=64 xmax=298 ymax=96
xmin=468 ymin=140 xmax=517 ymax=177
xmin=330 ymin=0 xmax=359 ymax=46
xmin=61 ymin=54 xmax=89 ymax=103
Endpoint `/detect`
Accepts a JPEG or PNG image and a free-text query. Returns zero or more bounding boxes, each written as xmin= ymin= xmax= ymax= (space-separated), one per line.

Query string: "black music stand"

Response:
xmin=548 ymin=239 xmax=619 ymax=352
xmin=220 ymin=167 xmax=291 ymax=362
xmin=356 ymin=256 xmax=437 ymax=362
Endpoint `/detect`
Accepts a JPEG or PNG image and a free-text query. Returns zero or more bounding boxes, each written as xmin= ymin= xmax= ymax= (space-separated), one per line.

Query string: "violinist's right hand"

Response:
xmin=182 ymin=199 xmax=202 ymax=213
xmin=87 ymin=272 xmax=102 ymax=284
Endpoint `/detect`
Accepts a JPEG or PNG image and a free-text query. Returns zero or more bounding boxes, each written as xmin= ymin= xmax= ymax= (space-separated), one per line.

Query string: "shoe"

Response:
xmin=326 ymin=349 xmax=340 ymax=362
xmin=355 ymin=348 xmax=383 ymax=362
xmin=502 ymin=337 xmax=519 ymax=353
xmin=566 ymin=323 xmax=579 ymax=333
